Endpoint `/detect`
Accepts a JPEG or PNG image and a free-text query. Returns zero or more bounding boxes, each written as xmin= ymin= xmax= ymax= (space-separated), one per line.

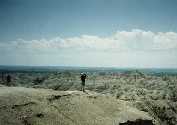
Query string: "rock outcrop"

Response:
xmin=0 ymin=86 xmax=153 ymax=125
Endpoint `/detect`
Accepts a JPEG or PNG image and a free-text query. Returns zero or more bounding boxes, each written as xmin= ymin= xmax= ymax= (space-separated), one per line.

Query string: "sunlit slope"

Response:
xmin=0 ymin=86 xmax=153 ymax=125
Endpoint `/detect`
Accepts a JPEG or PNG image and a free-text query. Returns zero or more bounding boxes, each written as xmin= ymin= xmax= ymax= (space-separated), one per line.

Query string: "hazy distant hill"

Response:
xmin=0 ymin=65 xmax=177 ymax=75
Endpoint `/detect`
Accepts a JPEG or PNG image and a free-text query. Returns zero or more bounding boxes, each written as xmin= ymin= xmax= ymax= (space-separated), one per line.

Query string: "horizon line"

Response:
xmin=0 ymin=65 xmax=177 ymax=69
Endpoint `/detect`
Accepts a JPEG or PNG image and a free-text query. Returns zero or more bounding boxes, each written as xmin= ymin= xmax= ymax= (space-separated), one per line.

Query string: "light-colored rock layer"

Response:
xmin=0 ymin=86 xmax=153 ymax=125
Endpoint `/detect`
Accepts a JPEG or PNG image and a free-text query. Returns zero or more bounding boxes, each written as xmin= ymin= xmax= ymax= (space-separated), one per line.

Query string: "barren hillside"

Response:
xmin=0 ymin=86 xmax=153 ymax=125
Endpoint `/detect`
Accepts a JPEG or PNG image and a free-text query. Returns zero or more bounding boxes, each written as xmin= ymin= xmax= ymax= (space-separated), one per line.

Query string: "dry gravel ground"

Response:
xmin=0 ymin=86 xmax=153 ymax=125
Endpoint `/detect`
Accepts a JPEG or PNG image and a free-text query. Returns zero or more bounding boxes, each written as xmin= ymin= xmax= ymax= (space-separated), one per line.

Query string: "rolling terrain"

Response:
xmin=0 ymin=66 xmax=177 ymax=125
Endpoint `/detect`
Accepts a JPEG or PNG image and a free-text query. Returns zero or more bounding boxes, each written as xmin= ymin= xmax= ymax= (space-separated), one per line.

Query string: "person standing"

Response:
xmin=6 ymin=74 xmax=11 ymax=86
xmin=80 ymin=73 xmax=87 ymax=92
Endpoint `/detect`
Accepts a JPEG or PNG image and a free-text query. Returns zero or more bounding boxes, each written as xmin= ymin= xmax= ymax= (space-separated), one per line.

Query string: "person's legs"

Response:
xmin=81 ymin=80 xmax=85 ymax=92
xmin=81 ymin=85 xmax=83 ymax=91
xmin=83 ymin=84 xmax=85 ymax=92
xmin=81 ymin=81 xmax=83 ymax=91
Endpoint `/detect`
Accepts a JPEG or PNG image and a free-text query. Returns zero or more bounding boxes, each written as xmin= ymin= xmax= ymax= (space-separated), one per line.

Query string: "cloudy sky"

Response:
xmin=0 ymin=0 xmax=177 ymax=68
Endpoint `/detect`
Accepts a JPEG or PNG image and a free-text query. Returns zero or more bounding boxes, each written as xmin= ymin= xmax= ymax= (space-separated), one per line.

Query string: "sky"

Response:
xmin=0 ymin=0 xmax=177 ymax=68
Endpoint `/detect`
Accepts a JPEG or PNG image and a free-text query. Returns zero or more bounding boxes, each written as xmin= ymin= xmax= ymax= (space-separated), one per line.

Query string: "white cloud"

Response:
xmin=1 ymin=29 xmax=177 ymax=67
xmin=1 ymin=29 xmax=177 ymax=53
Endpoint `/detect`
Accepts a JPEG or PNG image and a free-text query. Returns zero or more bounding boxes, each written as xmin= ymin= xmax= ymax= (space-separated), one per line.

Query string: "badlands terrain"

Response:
xmin=0 ymin=67 xmax=177 ymax=125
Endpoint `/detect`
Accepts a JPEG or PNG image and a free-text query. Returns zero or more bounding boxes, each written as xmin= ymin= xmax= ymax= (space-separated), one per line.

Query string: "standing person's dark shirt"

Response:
xmin=81 ymin=74 xmax=86 ymax=84
xmin=80 ymin=73 xmax=87 ymax=92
